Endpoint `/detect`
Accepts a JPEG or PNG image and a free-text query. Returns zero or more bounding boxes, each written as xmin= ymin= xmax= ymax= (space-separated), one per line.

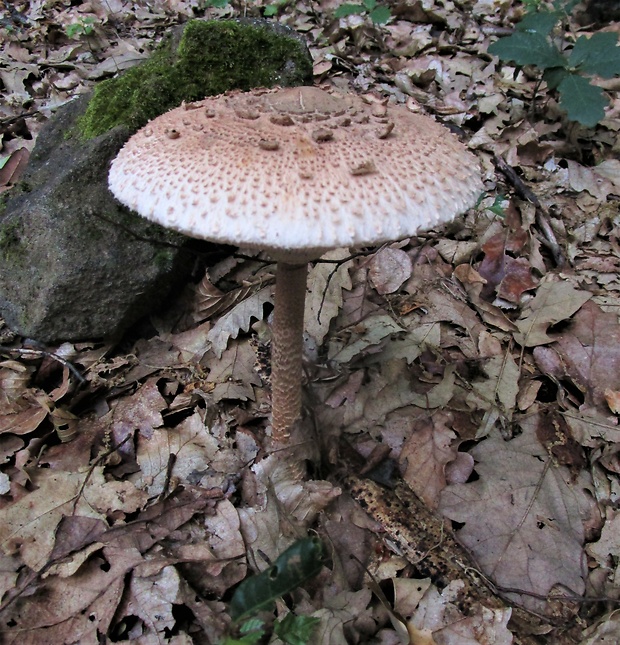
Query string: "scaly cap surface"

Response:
xmin=109 ymin=86 xmax=483 ymax=261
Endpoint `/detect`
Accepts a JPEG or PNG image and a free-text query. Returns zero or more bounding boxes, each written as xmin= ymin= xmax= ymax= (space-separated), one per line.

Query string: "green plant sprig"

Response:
xmin=488 ymin=1 xmax=620 ymax=127
xmin=334 ymin=0 xmax=391 ymax=25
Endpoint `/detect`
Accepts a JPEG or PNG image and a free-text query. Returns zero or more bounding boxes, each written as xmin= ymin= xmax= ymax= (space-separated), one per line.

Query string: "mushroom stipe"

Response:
xmin=108 ymin=85 xmax=484 ymax=442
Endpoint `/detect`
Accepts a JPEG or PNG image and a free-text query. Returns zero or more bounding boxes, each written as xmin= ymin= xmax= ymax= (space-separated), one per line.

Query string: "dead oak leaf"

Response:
xmin=400 ymin=412 xmax=457 ymax=510
xmin=552 ymin=300 xmax=620 ymax=411
xmin=133 ymin=410 xmax=219 ymax=498
xmin=305 ymin=249 xmax=353 ymax=346
xmin=439 ymin=416 xmax=594 ymax=613
xmin=205 ymin=340 xmax=262 ymax=403
xmin=514 ymin=281 xmax=591 ymax=347
xmin=0 ymin=554 xmax=131 ymax=645
xmin=207 ymin=284 xmax=273 ymax=358
xmin=0 ymin=469 xmax=104 ymax=572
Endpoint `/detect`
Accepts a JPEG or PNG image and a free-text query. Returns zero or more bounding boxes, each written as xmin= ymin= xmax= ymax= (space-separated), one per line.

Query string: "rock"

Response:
xmin=0 ymin=19 xmax=313 ymax=342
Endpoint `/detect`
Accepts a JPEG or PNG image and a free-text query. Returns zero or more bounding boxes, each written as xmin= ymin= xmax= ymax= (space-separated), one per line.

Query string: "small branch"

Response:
xmin=493 ymin=155 xmax=565 ymax=267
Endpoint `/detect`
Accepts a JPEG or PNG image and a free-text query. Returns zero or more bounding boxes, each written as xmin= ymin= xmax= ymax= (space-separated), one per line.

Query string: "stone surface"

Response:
xmin=0 ymin=19 xmax=313 ymax=342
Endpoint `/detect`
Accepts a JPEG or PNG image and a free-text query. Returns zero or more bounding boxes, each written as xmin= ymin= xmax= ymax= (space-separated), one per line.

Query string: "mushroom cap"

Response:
xmin=109 ymin=86 xmax=483 ymax=261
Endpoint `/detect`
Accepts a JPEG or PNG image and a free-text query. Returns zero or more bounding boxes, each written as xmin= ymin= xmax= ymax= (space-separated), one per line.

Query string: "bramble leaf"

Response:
xmin=369 ymin=5 xmax=391 ymax=23
xmin=569 ymin=32 xmax=620 ymax=79
xmin=558 ymin=74 xmax=607 ymax=127
xmin=517 ymin=10 xmax=560 ymax=37
xmin=488 ymin=31 xmax=566 ymax=69
xmin=334 ymin=3 xmax=365 ymax=17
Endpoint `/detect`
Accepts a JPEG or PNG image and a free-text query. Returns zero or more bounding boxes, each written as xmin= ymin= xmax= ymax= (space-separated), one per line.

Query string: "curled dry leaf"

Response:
xmin=206 ymin=285 xmax=273 ymax=357
xmin=369 ymin=247 xmax=413 ymax=295
xmin=605 ymin=389 xmax=620 ymax=414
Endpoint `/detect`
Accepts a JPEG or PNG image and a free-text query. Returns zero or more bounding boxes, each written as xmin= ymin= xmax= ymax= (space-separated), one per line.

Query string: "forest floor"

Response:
xmin=1 ymin=1 xmax=620 ymax=644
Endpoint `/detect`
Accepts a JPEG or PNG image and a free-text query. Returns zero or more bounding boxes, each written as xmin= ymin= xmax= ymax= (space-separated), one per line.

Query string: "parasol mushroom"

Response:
xmin=108 ymin=85 xmax=483 ymax=442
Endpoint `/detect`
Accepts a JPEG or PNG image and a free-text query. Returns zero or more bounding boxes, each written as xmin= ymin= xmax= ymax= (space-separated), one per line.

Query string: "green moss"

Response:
xmin=0 ymin=219 xmax=26 ymax=264
xmin=153 ymin=247 xmax=175 ymax=271
xmin=78 ymin=20 xmax=312 ymax=140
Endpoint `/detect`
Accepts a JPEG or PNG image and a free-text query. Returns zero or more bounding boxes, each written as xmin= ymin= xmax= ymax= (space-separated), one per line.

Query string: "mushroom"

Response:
xmin=108 ymin=86 xmax=483 ymax=443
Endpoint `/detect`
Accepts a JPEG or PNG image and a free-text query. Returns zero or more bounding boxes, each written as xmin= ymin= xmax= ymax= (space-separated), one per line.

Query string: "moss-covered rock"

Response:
xmin=78 ymin=19 xmax=313 ymax=139
xmin=0 ymin=19 xmax=312 ymax=342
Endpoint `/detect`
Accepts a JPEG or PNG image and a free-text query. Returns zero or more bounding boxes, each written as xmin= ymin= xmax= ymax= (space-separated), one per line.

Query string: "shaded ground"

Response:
xmin=1 ymin=1 xmax=620 ymax=643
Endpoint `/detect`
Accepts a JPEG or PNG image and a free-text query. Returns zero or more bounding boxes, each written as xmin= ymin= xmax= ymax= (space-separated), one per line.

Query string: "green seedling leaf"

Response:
xmin=543 ymin=65 xmax=570 ymax=90
xmin=274 ymin=614 xmax=320 ymax=645
xmin=230 ymin=537 xmax=327 ymax=622
xmin=334 ymin=3 xmax=365 ymax=17
xmin=362 ymin=0 xmax=377 ymax=9
xmin=222 ymin=618 xmax=265 ymax=645
xmin=569 ymin=32 xmax=620 ymax=78
xmin=369 ymin=5 xmax=391 ymax=23
xmin=487 ymin=195 xmax=507 ymax=217
xmin=558 ymin=73 xmax=607 ymax=127
xmin=263 ymin=4 xmax=279 ymax=15
xmin=488 ymin=31 xmax=566 ymax=69
xmin=517 ymin=10 xmax=560 ymax=37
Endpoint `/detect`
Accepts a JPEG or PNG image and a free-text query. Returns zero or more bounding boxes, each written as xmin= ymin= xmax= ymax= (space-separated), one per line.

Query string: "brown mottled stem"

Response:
xmin=271 ymin=261 xmax=308 ymax=442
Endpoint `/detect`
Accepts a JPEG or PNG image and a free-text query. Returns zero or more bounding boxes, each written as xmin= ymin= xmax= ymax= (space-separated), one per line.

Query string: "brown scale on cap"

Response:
xmin=109 ymin=85 xmax=483 ymax=443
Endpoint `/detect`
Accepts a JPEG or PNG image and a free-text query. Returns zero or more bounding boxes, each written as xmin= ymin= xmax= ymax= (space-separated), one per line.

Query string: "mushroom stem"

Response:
xmin=271 ymin=261 xmax=309 ymax=442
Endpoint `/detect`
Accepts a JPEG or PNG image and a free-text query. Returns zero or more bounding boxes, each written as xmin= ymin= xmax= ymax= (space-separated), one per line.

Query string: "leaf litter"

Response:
xmin=1 ymin=0 xmax=620 ymax=643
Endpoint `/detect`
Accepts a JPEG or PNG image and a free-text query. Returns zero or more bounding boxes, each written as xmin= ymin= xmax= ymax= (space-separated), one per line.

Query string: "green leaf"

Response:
xmin=263 ymin=4 xmax=278 ymax=14
xmin=65 ymin=23 xmax=82 ymax=38
xmin=362 ymin=0 xmax=376 ymax=9
xmin=488 ymin=31 xmax=566 ymax=69
xmin=558 ymin=73 xmax=607 ymax=127
xmin=516 ymin=10 xmax=560 ymax=37
xmin=230 ymin=537 xmax=327 ymax=622
xmin=274 ymin=614 xmax=320 ymax=645
xmin=204 ymin=0 xmax=230 ymax=6
xmin=334 ymin=3 xmax=365 ymax=17
xmin=486 ymin=195 xmax=507 ymax=217
xmin=221 ymin=618 xmax=265 ymax=645
xmin=369 ymin=5 xmax=390 ymax=23
xmin=543 ymin=65 xmax=570 ymax=90
xmin=569 ymin=32 xmax=620 ymax=79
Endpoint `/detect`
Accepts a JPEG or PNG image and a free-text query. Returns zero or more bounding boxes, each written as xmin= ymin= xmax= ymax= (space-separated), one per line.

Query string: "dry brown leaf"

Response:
xmin=133 ymin=410 xmax=220 ymax=497
xmin=0 ymin=554 xmax=131 ymax=644
xmin=310 ymin=588 xmax=374 ymax=645
xmin=342 ymin=360 xmax=456 ymax=434
xmin=305 ymin=249 xmax=353 ymax=345
xmin=410 ymin=584 xmax=513 ymax=645
xmin=400 ymin=412 xmax=457 ymax=509
xmin=514 ymin=281 xmax=592 ymax=347
xmin=0 ymin=469 xmax=104 ymax=571
xmin=328 ymin=314 xmax=405 ymax=363
xmin=465 ymin=351 xmax=520 ymax=438
xmin=369 ymin=247 xmax=413 ymax=295
xmin=206 ymin=340 xmax=262 ymax=402
xmin=206 ymin=285 xmax=273 ymax=357
xmin=439 ymin=416 xmax=595 ymax=612
xmin=552 ymin=300 xmax=620 ymax=412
